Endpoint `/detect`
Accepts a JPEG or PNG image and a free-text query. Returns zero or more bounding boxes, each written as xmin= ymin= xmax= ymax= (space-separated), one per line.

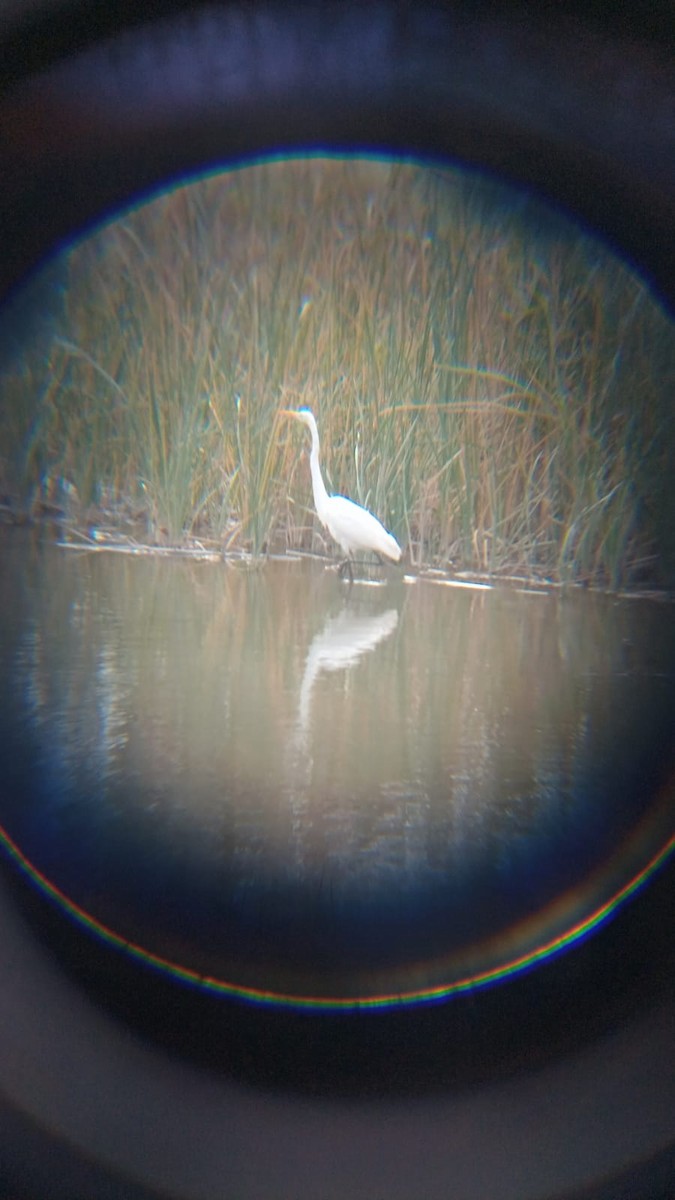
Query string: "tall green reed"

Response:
xmin=2 ymin=158 xmax=672 ymax=586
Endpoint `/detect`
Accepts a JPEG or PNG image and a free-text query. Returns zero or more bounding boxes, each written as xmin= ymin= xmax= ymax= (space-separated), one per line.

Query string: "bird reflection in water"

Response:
xmin=297 ymin=605 xmax=399 ymax=741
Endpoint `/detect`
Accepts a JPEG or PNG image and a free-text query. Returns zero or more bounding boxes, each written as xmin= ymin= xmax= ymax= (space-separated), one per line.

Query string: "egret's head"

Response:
xmin=281 ymin=407 xmax=314 ymax=424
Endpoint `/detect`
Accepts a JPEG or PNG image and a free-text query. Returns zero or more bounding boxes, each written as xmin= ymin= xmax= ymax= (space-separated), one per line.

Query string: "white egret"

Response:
xmin=281 ymin=407 xmax=402 ymax=580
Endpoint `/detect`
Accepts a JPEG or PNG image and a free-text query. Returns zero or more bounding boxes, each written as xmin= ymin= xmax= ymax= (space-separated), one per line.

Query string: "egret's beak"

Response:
xmin=280 ymin=409 xmax=299 ymax=420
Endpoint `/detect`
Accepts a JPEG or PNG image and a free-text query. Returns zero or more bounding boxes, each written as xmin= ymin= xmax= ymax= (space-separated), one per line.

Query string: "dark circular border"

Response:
xmin=1 ymin=2 xmax=674 ymax=1197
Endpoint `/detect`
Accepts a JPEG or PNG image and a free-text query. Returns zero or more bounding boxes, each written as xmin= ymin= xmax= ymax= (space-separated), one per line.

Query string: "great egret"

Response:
xmin=281 ymin=407 xmax=402 ymax=579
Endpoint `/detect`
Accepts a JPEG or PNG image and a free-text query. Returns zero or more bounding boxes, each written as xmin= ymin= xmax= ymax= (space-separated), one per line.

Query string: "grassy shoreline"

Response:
xmin=4 ymin=520 xmax=673 ymax=607
xmin=2 ymin=158 xmax=673 ymax=589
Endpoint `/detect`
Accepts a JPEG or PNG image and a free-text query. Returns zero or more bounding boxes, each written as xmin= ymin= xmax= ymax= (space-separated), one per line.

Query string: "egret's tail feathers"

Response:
xmin=382 ymin=532 xmax=402 ymax=563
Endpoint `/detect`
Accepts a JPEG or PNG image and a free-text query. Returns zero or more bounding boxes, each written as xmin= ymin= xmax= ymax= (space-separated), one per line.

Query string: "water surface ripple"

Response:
xmin=1 ymin=529 xmax=673 ymax=1002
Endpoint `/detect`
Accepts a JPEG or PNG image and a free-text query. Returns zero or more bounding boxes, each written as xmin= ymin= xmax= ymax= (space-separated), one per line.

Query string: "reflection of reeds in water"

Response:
xmin=5 ymin=159 xmax=673 ymax=587
xmin=8 ymin=543 xmax=671 ymax=904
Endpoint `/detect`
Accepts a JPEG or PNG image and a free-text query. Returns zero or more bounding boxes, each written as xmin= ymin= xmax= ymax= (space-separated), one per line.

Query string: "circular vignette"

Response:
xmin=0 ymin=1 xmax=674 ymax=307
xmin=0 ymin=3 xmax=674 ymax=1200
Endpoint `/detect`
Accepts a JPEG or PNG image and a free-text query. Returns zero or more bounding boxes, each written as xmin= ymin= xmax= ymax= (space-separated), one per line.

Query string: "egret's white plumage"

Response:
xmin=282 ymin=407 xmax=402 ymax=576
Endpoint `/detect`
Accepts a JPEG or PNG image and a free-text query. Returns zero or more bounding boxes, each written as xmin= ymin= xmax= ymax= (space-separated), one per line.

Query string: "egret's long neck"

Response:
xmin=307 ymin=420 xmax=330 ymax=521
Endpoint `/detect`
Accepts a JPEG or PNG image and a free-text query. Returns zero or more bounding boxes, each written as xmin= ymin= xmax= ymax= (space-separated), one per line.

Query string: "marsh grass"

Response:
xmin=3 ymin=158 xmax=673 ymax=585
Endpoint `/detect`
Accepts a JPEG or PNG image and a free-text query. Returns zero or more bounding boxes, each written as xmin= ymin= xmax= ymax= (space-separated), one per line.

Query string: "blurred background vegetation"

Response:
xmin=1 ymin=157 xmax=673 ymax=588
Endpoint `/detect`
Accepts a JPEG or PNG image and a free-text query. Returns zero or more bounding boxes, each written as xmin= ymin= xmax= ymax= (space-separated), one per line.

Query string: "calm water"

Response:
xmin=0 ymin=527 xmax=673 ymax=1000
